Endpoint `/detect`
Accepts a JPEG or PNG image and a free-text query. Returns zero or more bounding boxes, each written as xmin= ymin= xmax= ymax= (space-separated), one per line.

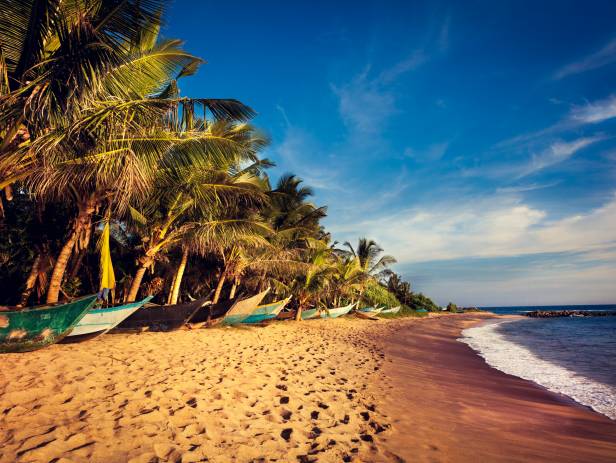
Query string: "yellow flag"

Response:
xmin=98 ymin=221 xmax=116 ymax=298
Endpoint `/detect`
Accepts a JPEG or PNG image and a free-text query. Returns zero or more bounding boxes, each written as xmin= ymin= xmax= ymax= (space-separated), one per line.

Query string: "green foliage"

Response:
xmin=0 ymin=3 xmax=442 ymax=311
xmin=361 ymin=280 xmax=400 ymax=308
xmin=446 ymin=302 xmax=458 ymax=312
xmin=408 ymin=292 xmax=440 ymax=312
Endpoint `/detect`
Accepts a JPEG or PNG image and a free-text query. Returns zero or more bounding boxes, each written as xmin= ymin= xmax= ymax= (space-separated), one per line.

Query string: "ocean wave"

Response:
xmin=459 ymin=320 xmax=616 ymax=420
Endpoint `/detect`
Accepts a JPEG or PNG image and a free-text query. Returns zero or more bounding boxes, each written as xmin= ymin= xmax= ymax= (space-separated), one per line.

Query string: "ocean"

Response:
xmin=459 ymin=305 xmax=616 ymax=420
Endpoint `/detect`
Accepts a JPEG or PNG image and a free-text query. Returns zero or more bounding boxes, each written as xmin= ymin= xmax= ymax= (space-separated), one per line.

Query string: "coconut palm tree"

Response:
xmin=0 ymin=2 xmax=257 ymax=303
xmin=342 ymin=238 xmax=396 ymax=279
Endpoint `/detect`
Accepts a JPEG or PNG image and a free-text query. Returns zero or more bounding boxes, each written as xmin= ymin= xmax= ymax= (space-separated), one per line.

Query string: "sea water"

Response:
xmin=459 ymin=305 xmax=616 ymax=420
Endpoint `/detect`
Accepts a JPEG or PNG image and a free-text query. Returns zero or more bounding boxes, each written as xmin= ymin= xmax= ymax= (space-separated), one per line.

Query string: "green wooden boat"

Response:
xmin=0 ymin=295 xmax=98 ymax=353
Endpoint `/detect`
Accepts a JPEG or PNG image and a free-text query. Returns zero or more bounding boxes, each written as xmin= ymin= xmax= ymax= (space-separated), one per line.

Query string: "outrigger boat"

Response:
xmin=63 ymin=295 xmax=154 ymax=342
xmin=301 ymin=302 xmax=356 ymax=320
xmin=115 ymin=295 xmax=211 ymax=332
xmin=220 ymin=289 xmax=270 ymax=325
xmin=241 ymin=296 xmax=292 ymax=324
xmin=0 ymin=295 xmax=98 ymax=353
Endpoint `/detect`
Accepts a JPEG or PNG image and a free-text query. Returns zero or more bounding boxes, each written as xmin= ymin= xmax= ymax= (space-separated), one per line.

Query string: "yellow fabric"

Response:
xmin=99 ymin=221 xmax=116 ymax=293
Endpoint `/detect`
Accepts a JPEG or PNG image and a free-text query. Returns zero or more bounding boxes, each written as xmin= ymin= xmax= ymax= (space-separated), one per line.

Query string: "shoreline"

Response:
xmin=1 ymin=315 xmax=615 ymax=462
xmin=377 ymin=314 xmax=616 ymax=462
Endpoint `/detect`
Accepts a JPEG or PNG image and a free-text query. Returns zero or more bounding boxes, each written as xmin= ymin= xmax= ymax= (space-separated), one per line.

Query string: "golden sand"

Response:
xmin=2 ymin=315 xmax=616 ymax=463
xmin=0 ymin=319 xmax=395 ymax=463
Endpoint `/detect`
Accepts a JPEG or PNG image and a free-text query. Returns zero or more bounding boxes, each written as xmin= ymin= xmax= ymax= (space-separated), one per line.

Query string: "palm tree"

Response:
xmin=123 ymin=150 xmax=270 ymax=303
xmin=0 ymin=2 xmax=257 ymax=303
xmin=342 ymin=238 xmax=396 ymax=279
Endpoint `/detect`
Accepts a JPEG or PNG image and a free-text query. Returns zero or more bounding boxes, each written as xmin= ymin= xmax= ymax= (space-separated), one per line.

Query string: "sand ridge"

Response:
xmin=0 ymin=318 xmax=402 ymax=463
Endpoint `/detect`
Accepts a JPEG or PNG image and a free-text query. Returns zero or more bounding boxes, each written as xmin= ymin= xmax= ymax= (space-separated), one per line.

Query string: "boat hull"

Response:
xmin=0 ymin=295 xmax=98 ymax=353
xmin=301 ymin=303 xmax=355 ymax=320
xmin=64 ymin=296 xmax=154 ymax=342
xmin=380 ymin=306 xmax=401 ymax=314
xmin=240 ymin=298 xmax=291 ymax=325
xmin=221 ymin=289 xmax=270 ymax=326
xmin=115 ymin=296 xmax=210 ymax=332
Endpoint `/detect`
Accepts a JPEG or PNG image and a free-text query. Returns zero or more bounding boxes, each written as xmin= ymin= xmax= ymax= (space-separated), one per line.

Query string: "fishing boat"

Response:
xmin=115 ymin=295 xmax=211 ymax=332
xmin=301 ymin=302 xmax=356 ymax=320
xmin=380 ymin=306 xmax=401 ymax=314
xmin=63 ymin=295 xmax=154 ymax=342
xmin=188 ymin=297 xmax=235 ymax=328
xmin=0 ymin=295 xmax=98 ymax=353
xmin=354 ymin=306 xmax=384 ymax=320
xmin=240 ymin=296 xmax=292 ymax=324
xmin=220 ymin=289 xmax=270 ymax=325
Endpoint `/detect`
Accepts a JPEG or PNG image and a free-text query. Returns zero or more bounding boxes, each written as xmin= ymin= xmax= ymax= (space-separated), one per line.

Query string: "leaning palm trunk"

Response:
xmin=229 ymin=277 xmax=240 ymax=300
xmin=19 ymin=254 xmax=41 ymax=307
xmin=212 ymin=272 xmax=226 ymax=304
xmin=126 ymin=260 xmax=151 ymax=303
xmin=169 ymin=249 xmax=189 ymax=305
xmin=46 ymin=196 xmax=97 ymax=303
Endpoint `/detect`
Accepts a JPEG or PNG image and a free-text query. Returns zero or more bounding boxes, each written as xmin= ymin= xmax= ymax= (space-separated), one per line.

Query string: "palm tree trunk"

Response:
xmin=46 ymin=229 xmax=79 ymax=304
xmin=68 ymin=249 xmax=86 ymax=280
xmin=229 ymin=277 xmax=239 ymax=300
xmin=169 ymin=249 xmax=188 ymax=305
xmin=126 ymin=265 xmax=148 ymax=303
xmin=166 ymin=271 xmax=177 ymax=304
xmin=46 ymin=196 xmax=97 ymax=304
xmin=295 ymin=306 xmax=303 ymax=321
xmin=212 ymin=271 xmax=226 ymax=304
xmin=19 ymin=254 xmax=41 ymax=307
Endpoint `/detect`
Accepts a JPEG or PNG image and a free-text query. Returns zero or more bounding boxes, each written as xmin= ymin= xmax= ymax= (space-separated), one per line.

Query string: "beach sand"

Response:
xmin=1 ymin=315 xmax=615 ymax=462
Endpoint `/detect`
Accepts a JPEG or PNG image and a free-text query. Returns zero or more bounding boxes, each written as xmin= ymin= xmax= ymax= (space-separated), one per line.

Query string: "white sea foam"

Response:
xmin=459 ymin=320 xmax=616 ymax=420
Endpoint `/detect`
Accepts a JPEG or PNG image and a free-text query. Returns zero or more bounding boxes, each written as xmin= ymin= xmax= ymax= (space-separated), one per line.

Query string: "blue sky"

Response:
xmin=166 ymin=0 xmax=616 ymax=306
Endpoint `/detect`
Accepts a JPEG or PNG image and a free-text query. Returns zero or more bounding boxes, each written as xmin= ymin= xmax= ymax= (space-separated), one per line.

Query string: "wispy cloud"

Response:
xmin=495 ymin=181 xmax=560 ymax=194
xmin=378 ymin=50 xmax=427 ymax=84
xmin=331 ymin=67 xmax=397 ymax=138
xmin=437 ymin=13 xmax=451 ymax=52
xmin=404 ymin=142 xmax=449 ymax=161
xmin=569 ymin=95 xmax=616 ymax=124
xmin=330 ymin=191 xmax=616 ymax=265
xmin=271 ymin=125 xmax=344 ymax=192
xmin=517 ymin=136 xmax=604 ymax=178
xmin=331 ymin=51 xmax=427 ymax=138
xmin=553 ymin=38 xmax=616 ymax=79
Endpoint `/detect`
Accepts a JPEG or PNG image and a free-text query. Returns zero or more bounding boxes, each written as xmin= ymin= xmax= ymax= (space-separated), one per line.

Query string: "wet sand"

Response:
xmin=378 ymin=314 xmax=616 ymax=462
xmin=1 ymin=315 xmax=615 ymax=462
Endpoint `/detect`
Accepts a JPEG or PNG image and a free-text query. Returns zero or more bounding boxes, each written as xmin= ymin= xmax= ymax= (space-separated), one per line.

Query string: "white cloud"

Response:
xmin=331 ymin=69 xmax=397 ymax=137
xmin=404 ymin=142 xmax=449 ymax=161
xmin=331 ymin=50 xmax=427 ymax=139
xmin=569 ymin=95 xmax=616 ymax=124
xmin=271 ymin=125 xmax=344 ymax=191
xmin=421 ymin=263 xmax=616 ymax=307
xmin=554 ymin=38 xmax=616 ymax=79
xmin=329 ymin=192 xmax=616 ymax=265
xmin=517 ymin=136 xmax=603 ymax=177
xmin=378 ymin=50 xmax=426 ymax=84
xmin=495 ymin=182 xmax=560 ymax=194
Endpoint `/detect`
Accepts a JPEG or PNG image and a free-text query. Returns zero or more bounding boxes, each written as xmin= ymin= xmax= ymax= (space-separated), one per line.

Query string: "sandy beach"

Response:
xmin=1 ymin=315 xmax=615 ymax=463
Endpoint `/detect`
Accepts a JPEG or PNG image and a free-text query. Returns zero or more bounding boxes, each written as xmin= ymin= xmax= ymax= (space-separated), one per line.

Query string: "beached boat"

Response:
xmin=358 ymin=306 xmax=384 ymax=314
xmin=221 ymin=289 xmax=270 ymax=325
xmin=0 ymin=295 xmax=98 ymax=353
xmin=241 ymin=296 xmax=292 ymax=324
xmin=63 ymin=295 xmax=154 ymax=342
xmin=380 ymin=306 xmax=401 ymax=314
xmin=301 ymin=302 xmax=356 ymax=320
xmin=115 ymin=296 xmax=211 ymax=331
xmin=188 ymin=297 xmax=235 ymax=328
